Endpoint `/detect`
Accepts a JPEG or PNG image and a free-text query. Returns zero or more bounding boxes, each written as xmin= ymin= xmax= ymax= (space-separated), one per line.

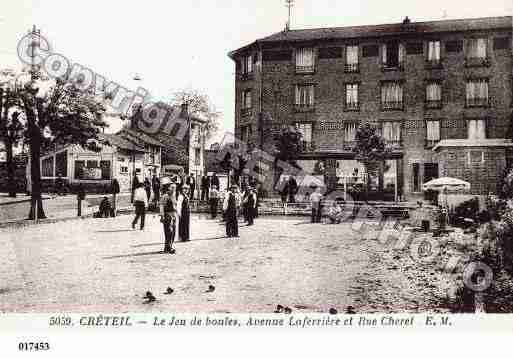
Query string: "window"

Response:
xmin=466 ymin=79 xmax=489 ymax=107
xmin=381 ymin=82 xmax=403 ymax=110
xmin=42 ymin=157 xmax=54 ymax=177
xmin=382 ymin=42 xmax=405 ymax=70
xmin=295 ymin=84 xmax=315 ymax=108
xmin=194 ymin=148 xmax=201 ymax=166
xmin=466 ymin=38 xmax=488 ymax=66
xmin=382 ymin=121 xmax=401 ymax=145
xmin=466 ymin=38 xmax=487 ymax=59
xmin=120 ymin=166 xmax=128 ymax=174
xmin=100 ymin=160 xmax=111 ymax=180
xmin=426 ymin=82 xmax=442 ymax=108
xmin=427 ymin=41 xmax=441 ymax=66
xmin=241 ymin=89 xmax=252 ymax=115
xmin=241 ymin=54 xmax=253 ymax=75
xmin=75 ymin=160 xmax=85 ymax=179
xmin=343 ymin=123 xmax=357 ymax=143
xmin=296 ymin=122 xmax=313 ymax=151
xmin=75 ymin=160 xmax=102 ymax=180
xmin=345 ymin=45 xmax=359 ymax=72
xmin=295 ymin=48 xmax=315 ymax=73
xmin=426 ymin=120 xmax=440 ymax=147
xmin=468 ymin=119 xmax=486 ymax=140
xmin=241 ymin=125 xmax=252 ymax=143
xmin=345 ymin=83 xmax=359 ymax=110
xmin=412 ymin=163 xmax=420 ymax=192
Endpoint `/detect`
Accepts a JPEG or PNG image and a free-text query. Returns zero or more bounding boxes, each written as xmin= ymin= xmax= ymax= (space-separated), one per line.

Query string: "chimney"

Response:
xmin=402 ymin=16 xmax=411 ymax=25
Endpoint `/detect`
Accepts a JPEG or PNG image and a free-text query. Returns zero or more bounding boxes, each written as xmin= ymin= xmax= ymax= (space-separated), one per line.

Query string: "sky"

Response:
xmin=0 ymin=0 xmax=511 ymax=145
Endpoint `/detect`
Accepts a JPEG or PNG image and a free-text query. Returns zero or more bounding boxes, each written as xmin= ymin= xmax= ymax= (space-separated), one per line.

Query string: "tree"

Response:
xmin=272 ymin=125 xmax=303 ymax=184
xmin=0 ymin=70 xmax=25 ymax=197
xmin=169 ymin=89 xmax=221 ymax=141
xmin=353 ymin=123 xmax=389 ymax=199
xmin=18 ymin=76 xmax=107 ymax=219
xmin=217 ymin=142 xmax=255 ymax=186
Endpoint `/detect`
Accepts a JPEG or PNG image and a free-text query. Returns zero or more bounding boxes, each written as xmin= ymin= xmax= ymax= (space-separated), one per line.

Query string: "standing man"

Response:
xmin=288 ymin=176 xmax=298 ymax=204
xmin=177 ymin=185 xmax=191 ymax=242
xmin=152 ymin=174 xmax=161 ymax=204
xmin=132 ymin=182 xmax=148 ymax=230
xmin=111 ymin=178 xmax=120 ymax=217
xmin=160 ymin=178 xmax=177 ymax=254
xmin=144 ymin=177 xmax=152 ymax=203
xmin=309 ymin=187 xmax=323 ymax=223
xmin=131 ymin=173 xmax=140 ymax=203
xmin=224 ymin=185 xmax=240 ymax=238
xmin=200 ymin=174 xmax=210 ymax=202
xmin=209 ymin=185 xmax=219 ymax=219
xmin=210 ymin=172 xmax=220 ymax=192
xmin=186 ymin=174 xmax=196 ymax=200
xmin=246 ymin=187 xmax=257 ymax=226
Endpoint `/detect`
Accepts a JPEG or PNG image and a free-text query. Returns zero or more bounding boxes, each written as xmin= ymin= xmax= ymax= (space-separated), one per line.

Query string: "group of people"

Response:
xmin=220 ymin=184 xmax=259 ymax=238
xmin=131 ymin=174 xmax=161 ymax=206
xmin=158 ymin=177 xmax=192 ymax=254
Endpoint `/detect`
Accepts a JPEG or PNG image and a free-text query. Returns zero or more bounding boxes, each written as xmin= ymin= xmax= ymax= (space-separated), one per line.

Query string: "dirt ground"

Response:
xmin=0 ymin=214 xmax=455 ymax=313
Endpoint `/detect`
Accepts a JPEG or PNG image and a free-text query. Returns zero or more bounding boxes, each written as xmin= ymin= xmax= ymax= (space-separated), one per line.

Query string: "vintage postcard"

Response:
xmin=0 ymin=0 xmax=512 ymax=356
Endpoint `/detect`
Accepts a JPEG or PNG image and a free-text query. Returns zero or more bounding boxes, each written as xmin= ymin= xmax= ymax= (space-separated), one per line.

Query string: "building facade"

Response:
xmin=229 ymin=16 xmax=513 ymax=200
xmin=38 ymin=131 xmax=163 ymax=193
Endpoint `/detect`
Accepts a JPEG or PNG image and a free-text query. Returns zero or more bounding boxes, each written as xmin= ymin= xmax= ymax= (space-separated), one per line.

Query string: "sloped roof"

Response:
xmin=229 ymin=15 xmax=512 ymax=58
xmin=117 ymin=127 xmax=165 ymax=147
xmin=99 ymin=133 xmax=144 ymax=152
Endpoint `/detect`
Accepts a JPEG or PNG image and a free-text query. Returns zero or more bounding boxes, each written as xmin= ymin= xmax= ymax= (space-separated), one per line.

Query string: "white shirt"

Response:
xmin=133 ymin=187 xmax=148 ymax=207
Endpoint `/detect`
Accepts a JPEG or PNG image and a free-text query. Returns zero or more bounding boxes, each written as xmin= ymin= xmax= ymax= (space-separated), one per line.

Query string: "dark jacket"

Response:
xmin=210 ymin=175 xmax=220 ymax=188
xmin=111 ymin=179 xmax=120 ymax=194
xmin=201 ymin=176 xmax=210 ymax=189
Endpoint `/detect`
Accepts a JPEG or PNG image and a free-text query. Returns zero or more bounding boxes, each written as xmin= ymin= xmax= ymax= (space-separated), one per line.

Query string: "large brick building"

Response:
xmin=229 ymin=15 xmax=513 ymax=200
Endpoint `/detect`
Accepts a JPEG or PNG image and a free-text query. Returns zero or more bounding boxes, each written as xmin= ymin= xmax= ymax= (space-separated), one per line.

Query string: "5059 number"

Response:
xmin=49 ymin=316 xmax=73 ymax=326
xmin=18 ymin=342 xmax=50 ymax=351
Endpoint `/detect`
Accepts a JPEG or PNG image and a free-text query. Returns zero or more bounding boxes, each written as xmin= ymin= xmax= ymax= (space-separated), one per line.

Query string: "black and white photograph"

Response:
xmin=0 ymin=0 xmax=513 ymax=356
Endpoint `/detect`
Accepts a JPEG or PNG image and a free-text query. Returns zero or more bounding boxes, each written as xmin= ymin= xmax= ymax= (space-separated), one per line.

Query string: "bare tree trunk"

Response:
xmin=5 ymin=138 xmax=16 ymax=198
xmin=27 ymin=122 xmax=46 ymax=220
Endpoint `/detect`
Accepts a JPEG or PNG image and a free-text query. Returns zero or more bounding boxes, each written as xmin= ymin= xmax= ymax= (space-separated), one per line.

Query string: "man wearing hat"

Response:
xmin=246 ymin=187 xmax=257 ymax=226
xmin=177 ymin=184 xmax=191 ymax=242
xmin=160 ymin=177 xmax=177 ymax=254
xmin=223 ymin=185 xmax=240 ymax=238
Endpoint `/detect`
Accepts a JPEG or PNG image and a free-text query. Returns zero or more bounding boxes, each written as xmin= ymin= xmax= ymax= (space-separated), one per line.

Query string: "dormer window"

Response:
xmin=295 ymin=48 xmax=315 ymax=73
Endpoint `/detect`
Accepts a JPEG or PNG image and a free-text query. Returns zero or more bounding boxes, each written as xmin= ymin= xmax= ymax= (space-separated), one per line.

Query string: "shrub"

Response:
xmin=451 ymin=197 xmax=480 ymax=227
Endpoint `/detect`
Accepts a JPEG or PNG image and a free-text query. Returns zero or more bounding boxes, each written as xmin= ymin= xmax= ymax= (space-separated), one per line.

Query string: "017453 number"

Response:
xmin=18 ymin=342 xmax=50 ymax=351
